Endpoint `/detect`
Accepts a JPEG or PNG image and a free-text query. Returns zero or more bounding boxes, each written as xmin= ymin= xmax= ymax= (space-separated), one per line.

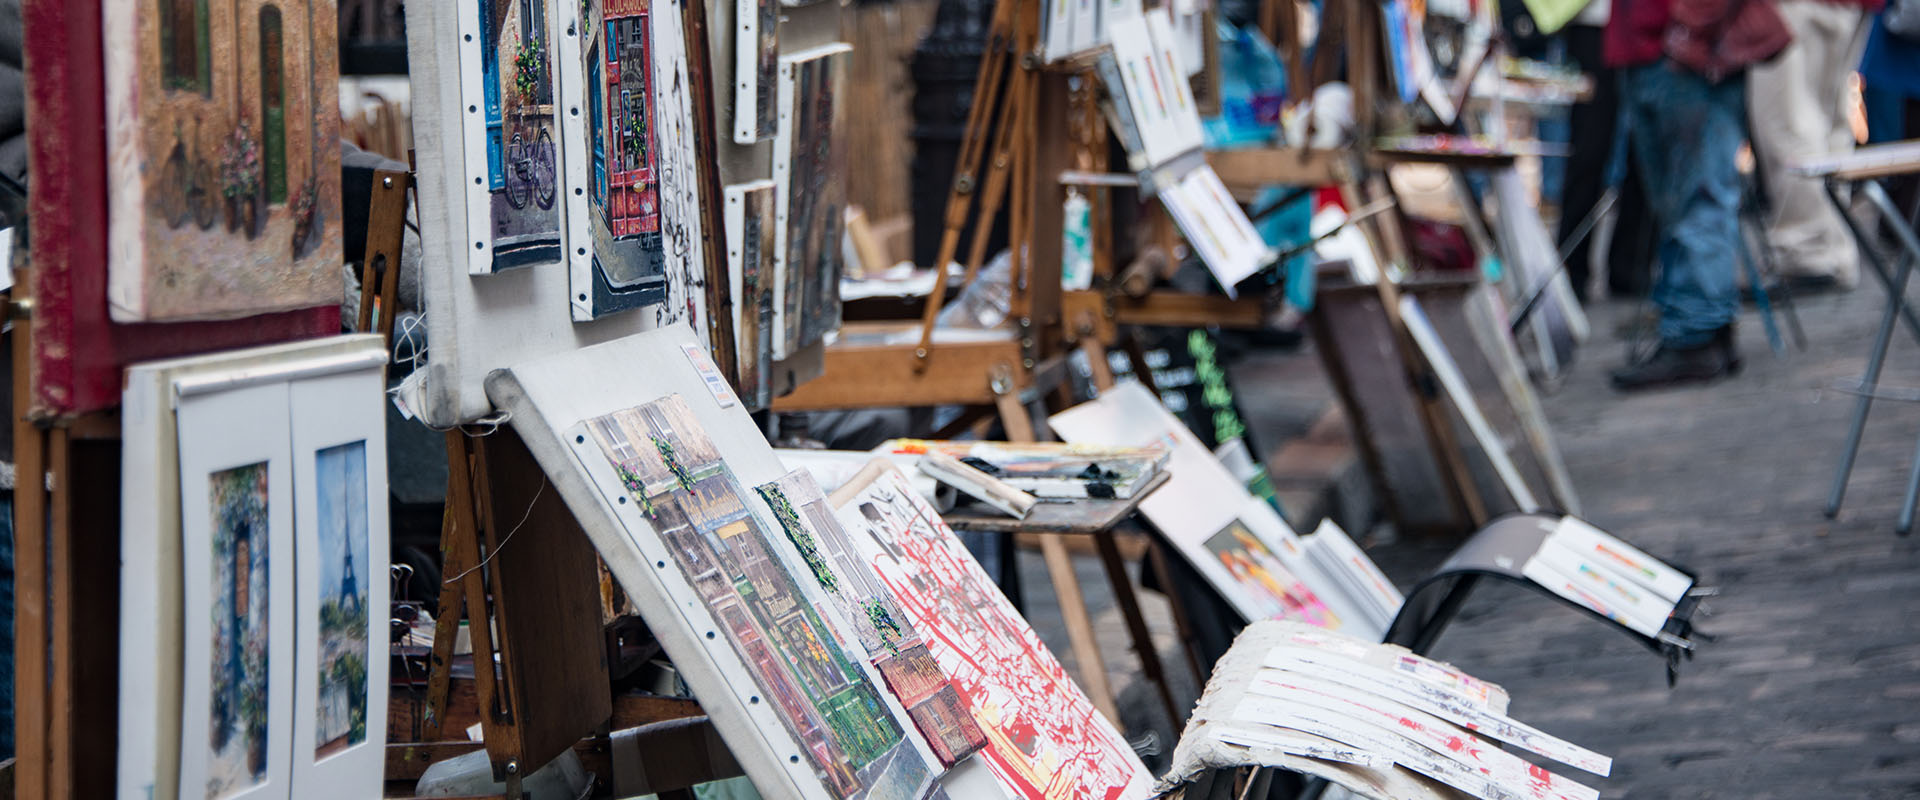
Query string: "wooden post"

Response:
xmin=357 ymin=169 xmax=411 ymax=342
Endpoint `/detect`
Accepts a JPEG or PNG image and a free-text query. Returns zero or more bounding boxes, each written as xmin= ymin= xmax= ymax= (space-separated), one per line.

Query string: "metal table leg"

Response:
xmin=1860 ymin=181 xmax=1920 ymax=534
xmin=1824 ymin=178 xmax=1920 ymax=519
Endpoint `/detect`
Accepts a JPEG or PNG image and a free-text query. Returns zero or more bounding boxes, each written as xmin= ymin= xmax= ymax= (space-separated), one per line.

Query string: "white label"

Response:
xmin=682 ymin=342 xmax=740 ymax=408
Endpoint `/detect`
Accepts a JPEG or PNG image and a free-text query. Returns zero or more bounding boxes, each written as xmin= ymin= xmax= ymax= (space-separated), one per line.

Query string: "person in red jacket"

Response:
xmin=1606 ymin=0 xmax=1791 ymax=390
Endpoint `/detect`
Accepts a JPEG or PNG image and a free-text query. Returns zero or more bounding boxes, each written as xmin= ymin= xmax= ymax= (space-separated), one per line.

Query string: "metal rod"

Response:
xmin=1507 ymin=187 xmax=1616 ymax=334
xmin=1058 ymin=170 xmax=1141 ymax=188
xmin=1825 ymin=178 xmax=1916 ymax=518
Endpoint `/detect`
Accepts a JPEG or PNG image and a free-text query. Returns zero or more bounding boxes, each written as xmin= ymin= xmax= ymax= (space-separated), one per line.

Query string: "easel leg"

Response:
xmin=13 ymin=319 xmax=46 ymax=800
xmin=422 ymin=432 xmax=471 ymax=742
xmin=998 ymin=380 xmax=1121 ymax=723
xmin=1094 ymin=529 xmax=1181 ymax=725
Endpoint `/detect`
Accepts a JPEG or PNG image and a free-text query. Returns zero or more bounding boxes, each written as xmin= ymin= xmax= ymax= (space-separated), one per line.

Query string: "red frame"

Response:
xmin=25 ymin=0 xmax=338 ymax=417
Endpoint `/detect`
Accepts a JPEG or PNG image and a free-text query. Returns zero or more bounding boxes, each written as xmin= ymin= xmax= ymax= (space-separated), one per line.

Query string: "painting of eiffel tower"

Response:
xmin=313 ymin=441 xmax=370 ymax=758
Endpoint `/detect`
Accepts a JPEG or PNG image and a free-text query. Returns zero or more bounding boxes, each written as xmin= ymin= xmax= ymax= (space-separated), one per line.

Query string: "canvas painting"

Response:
xmin=571 ymin=0 xmax=671 ymax=317
xmin=773 ymin=44 xmax=851 ymax=358
xmin=104 ymin=0 xmax=345 ymax=321
xmin=834 ymin=464 xmax=1154 ymax=800
xmin=1204 ymin=519 xmax=1340 ymax=628
xmin=459 ymin=0 xmax=565 ymax=274
xmin=733 ymin=0 xmax=778 ymax=142
xmin=646 ymin=0 xmax=713 ymax=334
xmin=206 ymin=463 xmax=274 ymax=798
xmin=583 ymin=397 xmax=939 ymax=800
xmin=756 ymin=471 xmax=988 ymax=766
xmin=726 ymin=180 xmax=777 ymax=409
xmin=311 ymin=443 xmax=370 ymax=757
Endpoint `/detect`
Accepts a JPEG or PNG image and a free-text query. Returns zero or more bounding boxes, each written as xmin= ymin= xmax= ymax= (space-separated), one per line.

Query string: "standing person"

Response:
xmin=1558 ymin=0 xmax=1661 ymax=301
xmin=1859 ymin=10 xmax=1920 ymax=214
xmin=1748 ymin=0 xmax=1878 ymax=291
xmin=1605 ymin=0 xmax=1791 ymax=390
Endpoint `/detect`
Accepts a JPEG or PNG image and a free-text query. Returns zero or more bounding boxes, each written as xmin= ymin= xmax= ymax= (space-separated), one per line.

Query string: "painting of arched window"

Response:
xmin=259 ymin=5 xmax=288 ymax=205
xmin=159 ymin=0 xmax=211 ymax=94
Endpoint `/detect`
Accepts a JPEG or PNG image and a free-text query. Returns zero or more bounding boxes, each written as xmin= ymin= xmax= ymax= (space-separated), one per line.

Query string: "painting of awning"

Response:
xmin=105 ymin=0 xmax=344 ymax=322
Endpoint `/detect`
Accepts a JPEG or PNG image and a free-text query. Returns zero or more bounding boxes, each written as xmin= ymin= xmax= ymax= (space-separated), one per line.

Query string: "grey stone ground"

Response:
xmin=1022 ymin=285 xmax=1920 ymax=797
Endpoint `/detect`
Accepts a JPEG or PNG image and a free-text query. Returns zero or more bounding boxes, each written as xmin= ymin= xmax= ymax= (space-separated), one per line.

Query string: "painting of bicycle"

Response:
xmin=470 ymin=0 xmax=565 ymax=273
xmin=105 ymin=0 xmax=345 ymax=321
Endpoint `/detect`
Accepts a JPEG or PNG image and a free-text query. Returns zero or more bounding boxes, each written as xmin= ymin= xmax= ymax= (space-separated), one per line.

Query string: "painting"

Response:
xmin=1204 ymin=520 xmax=1340 ymax=628
xmin=312 ymin=442 xmax=370 ymax=758
xmin=733 ymin=0 xmax=777 ymax=142
xmin=835 ymin=464 xmax=1154 ymax=800
xmin=104 ymin=0 xmax=344 ymax=321
xmin=572 ymin=0 xmax=671 ymax=316
xmin=756 ymin=471 xmax=988 ymax=766
xmin=583 ymin=396 xmax=938 ymax=800
xmin=725 ymin=180 xmax=777 ymax=409
xmin=463 ymin=0 xmax=565 ymax=273
xmin=646 ymin=0 xmax=712 ymax=334
xmin=207 ymin=462 xmax=273 ymax=798
xmin=773 ymin=44 xmax=850 ymax=359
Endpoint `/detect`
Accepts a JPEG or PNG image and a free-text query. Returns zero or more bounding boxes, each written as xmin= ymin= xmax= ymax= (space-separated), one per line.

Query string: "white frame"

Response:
xmin=289 ymin=370 xmax=393 ymax=797
xmin=176 ymin=381 xmax=298 ymax=800
xmin=735 ymin=0 xmax=779 ymax=142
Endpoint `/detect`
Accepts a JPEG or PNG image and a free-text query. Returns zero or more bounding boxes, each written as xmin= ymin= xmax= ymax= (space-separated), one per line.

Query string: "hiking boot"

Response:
xmin=1611 ymin=334 xmax=1737 ymax=391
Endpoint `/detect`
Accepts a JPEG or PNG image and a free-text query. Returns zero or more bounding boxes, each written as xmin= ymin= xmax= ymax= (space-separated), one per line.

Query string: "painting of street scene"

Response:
xmin=755 ymin=471 xmax=986 ymax=766
xmin=207 ymin=462 xmax=272 ymax=799
xmin=576 ymin=0 xmax=671 ymax=314
xmin=107 ymin=0 xmax=344 ymax=321
xmin=584 ymin=396 xmax=938 ymax=800
xmin=779 ymin=47 xmax=849 ymax=354
xmin=474 ymin=0 xmax=563 ymax=271
xmin=313 ymin=442 xmax=370 ymax=758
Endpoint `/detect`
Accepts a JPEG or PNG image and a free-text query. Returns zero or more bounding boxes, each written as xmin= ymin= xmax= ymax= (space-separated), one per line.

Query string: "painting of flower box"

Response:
xmin=105 ymin=0 xmax=344 ymax=321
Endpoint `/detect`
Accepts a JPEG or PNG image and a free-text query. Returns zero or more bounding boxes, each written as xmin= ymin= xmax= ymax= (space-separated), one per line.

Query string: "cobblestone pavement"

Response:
xmin=1023 ymin=285 xmax=1920 ymax=797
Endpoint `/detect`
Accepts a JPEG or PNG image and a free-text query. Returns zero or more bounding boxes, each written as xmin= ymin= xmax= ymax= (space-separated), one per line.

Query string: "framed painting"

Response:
xmin=725 ymin=180 xmax=776 ymax=410
xmin=289 ymin=369 xmax=392 ymax=798
xmin=563 ymin=0 xmax=672 ymax=318
xmin=755 ymin=471 xmax=988 ymax=767
xmin=772 ymin=43 xmax=850 ymax=359
xmin=103 ymin=0 xmax=344 ymax=321
xmin=487 ymin=326 xmax=983 ymax=799
xmin=733 ymin=0 xmax=778 ymax=142
xmin=176 ymin=381 xmax=297 ymax=800
xmin=830 ymin=462 xmax=1154 ymax=800
xmin=456 ymin=0 xmax=568 ymax=274
xmin=119 ymin=336 xmax=389 ymax=800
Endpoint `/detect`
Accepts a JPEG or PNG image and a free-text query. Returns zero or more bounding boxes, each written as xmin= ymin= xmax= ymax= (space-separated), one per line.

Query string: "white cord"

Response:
xmin=442 ymin=475 xmax=546 ymax=586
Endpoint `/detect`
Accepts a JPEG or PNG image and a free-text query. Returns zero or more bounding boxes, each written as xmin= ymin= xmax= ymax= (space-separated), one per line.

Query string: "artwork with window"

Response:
xmin=568 ymin=0 xmax=671 ymax=319
xmin=582 ymin=397 xmax=941 ymax=800
xmin=105 ymin=0 xmax=344 ymax=321
xmin=724 ymin=180 xmax=775 ymax=410
xmin=206 ymin=462 xmax=273 ymax=799
xmin=461 ymin=0 xmax=565 ymax=273
xmin=772 ymin=45 xmax=850 ymax=358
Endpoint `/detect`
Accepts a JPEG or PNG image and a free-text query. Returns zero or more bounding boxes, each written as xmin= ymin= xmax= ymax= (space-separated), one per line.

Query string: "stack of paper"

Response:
xmin=1164 ymin=621 xmax=1612 ymax=800
xmin=1521 ymin=516 xmax=1693 ymax=639
xmin=879 ymin=439 xmax=1169 ymax=499
xmin=1300 ymin=520 xmax=1405 ymax=635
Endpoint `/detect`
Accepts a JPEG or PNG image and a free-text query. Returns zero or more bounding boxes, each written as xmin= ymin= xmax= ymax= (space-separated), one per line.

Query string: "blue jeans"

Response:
xmin=1622 ymin=63 xmax=1745 ymax=348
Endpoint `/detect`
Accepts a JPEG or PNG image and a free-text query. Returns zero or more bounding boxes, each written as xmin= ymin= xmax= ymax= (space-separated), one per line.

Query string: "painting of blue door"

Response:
xmin=481 ymin=0 xmax=504 ymax=192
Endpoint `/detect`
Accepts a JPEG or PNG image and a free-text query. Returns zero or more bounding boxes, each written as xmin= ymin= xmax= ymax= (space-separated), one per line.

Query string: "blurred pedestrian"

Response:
xmin=1748 ymin=0 xmax=1878 ymax=291
xmin=1859 ymin=7 xmax=1920 ymax=214
xmin=1557 ymin=0 xmax=1661 ymax=301
xmin=1605 ymin=0 xmax=1792 ymax=390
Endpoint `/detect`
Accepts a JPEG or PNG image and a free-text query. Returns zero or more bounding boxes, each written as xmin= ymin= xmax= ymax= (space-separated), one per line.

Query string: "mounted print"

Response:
xmin=104 ymin=0 xmax=345 ymax=321
xmin=755 ymin=471 xmax=989 ymax=767
xmin=579 ymin=397 xmax=941 ymax=800
xmin=733 ymin=0 xmax=778 ymax=142
xmin=567 ymin=0 xmax=672 ymax=318
xmin=832 ymin=462 xmax=1155 ymax=800
xmin=773 ymin=44 xmax=851 ymax=359
xmin=726 ymin=180 xmax=777 ymax=409
xmin=457 ymin=0 xmax=567 ymax=274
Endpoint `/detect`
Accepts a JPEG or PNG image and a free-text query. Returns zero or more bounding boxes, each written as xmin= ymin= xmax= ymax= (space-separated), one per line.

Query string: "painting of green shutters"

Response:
xmin=259 ymin=5 xmax=287 ymax=204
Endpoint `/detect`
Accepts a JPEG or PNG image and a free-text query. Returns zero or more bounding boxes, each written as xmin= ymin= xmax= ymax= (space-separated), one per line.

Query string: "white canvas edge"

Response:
xmin=408 ymin=0 xmax=661 ymax=428
xmin=771 ymin=57 xmax=795 ymax=357
xmin=456 ymin=0 xmax=495 ymax=275
xmin=289 ymin=368 xmax=393 ymax=798
xmin=735 ymin=0 xmax=763 ymax=143
xmin=176 ymin=382 xmax=297 ymax=800
xmin=486 ymin=324 xmax=903 ymax=800
xmin=1398 ymin=295 xmax=1539 ymax=512
xmin=724 ymin=183 xmax=753 ymax=348
xmin=118 ymin=335 xmax=387 ymax=800
xmin=1549 ymin=515 xmax=1692 ymax=602
xmin=559 ymin=0 xmax=598 ymax=321
xmin=102 ymin=0 xmax=144 ymax=320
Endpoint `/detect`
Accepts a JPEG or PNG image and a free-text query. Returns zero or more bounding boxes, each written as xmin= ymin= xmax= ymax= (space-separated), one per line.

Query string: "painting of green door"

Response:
xmin=260 ymin=6 xmax=287 ymax=204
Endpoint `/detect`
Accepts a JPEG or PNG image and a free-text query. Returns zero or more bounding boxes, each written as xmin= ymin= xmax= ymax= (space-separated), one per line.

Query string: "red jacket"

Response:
xmin=1604 ymin=0 xmax=1804 ymax=79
